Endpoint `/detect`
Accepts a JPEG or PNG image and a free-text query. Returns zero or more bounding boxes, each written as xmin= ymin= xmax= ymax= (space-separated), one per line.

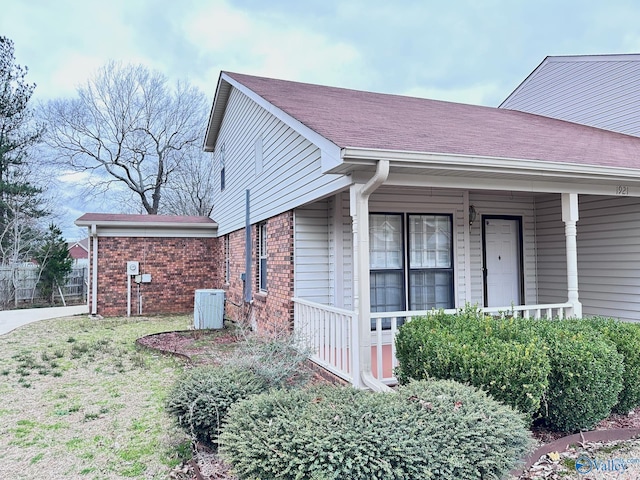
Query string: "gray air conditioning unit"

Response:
xmin=194 ymin=289 xmax=225 ymax=329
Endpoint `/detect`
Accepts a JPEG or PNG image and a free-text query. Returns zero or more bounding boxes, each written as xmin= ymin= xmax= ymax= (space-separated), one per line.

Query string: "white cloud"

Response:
xmin=183 ymin=1 xmax=367 ymax=88
xmin=58 ymin=170 xmax=93 ymax=184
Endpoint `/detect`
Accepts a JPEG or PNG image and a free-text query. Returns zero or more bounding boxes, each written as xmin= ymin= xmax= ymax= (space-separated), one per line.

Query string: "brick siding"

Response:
xmin=223 ymin=211 xmax=295 ymax=333
xmin=89 ymin=236 xmax=222 ymax=317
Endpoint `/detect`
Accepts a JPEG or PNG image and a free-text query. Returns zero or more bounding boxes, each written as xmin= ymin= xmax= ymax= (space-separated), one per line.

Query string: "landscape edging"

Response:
xmin=511 ymin=428 xmax=640 ymax=477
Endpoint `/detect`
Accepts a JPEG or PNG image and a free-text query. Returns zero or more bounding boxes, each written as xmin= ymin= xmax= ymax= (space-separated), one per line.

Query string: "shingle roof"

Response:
xmin=224 ymin=71 xmax=640 ymax=170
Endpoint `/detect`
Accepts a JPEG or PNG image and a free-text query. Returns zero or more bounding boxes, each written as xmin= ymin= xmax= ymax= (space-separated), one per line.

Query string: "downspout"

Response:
xmin=90 ymin=224 xmax=98 ymax=316
xmin=351 ymin=159 xmax=393 ymax=392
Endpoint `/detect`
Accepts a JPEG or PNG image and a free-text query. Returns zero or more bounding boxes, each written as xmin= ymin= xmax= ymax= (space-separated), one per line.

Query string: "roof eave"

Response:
xmin=203 ymin=74 xmax=232 ymax=152
xmin=336 ymin=147 xmax=640 ymax=183
xmin=74 ymin=219 xmax=218 ymax=229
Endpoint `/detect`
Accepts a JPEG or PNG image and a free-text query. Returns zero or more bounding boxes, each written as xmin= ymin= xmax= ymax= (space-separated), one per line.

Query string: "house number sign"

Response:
xmin=616 ymin=185 xmax=629 ymax=196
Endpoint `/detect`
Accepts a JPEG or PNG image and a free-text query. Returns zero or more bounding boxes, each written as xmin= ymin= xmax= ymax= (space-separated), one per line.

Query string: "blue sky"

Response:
xmin=3 ymin=0 xmax=640 ymax=238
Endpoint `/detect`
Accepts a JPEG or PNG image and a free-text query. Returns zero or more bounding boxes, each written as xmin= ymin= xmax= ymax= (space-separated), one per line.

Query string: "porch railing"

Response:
xmin=370 ymin=302 xmax=574 ymax=384
xmin=293 ymin=297 xmax=357 ymax=384
xmin=294 ymin=299 xmax=573 ymax=386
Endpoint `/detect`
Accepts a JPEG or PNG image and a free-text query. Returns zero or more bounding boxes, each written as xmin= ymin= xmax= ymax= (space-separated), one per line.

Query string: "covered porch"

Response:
xmin=293 ymin=299 xmax=573 ymax=386
xmin=293 ymin=152 xmax=640 ymax=390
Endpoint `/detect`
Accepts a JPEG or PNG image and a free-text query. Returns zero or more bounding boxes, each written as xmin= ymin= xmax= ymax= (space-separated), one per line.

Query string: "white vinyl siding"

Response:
xmin=294 ymin=200 xmax=330 ymax=304
xmin=533 ymin=194 xmax=567 ymax=305
xmin=576 ymin=195 xmax=640 ymax=321
xmin=468 ymin=192 xmax=538 ymax=306
xmin=212 ymin=88 xmax=351 ymax=235
xmin=501 ymin=56 xmax=640 ymax=137
xmin=294 ymin=192 xmax=354 ymax=308
xmin=534 ymin=194 xmax=640 ymax=322
xmin=331 ymin=191 xmax=353 ymax=309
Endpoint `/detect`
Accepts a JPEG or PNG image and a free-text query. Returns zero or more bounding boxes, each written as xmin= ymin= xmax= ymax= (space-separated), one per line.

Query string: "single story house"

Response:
xmin=67 ymin=238 xmax=89 ymax=266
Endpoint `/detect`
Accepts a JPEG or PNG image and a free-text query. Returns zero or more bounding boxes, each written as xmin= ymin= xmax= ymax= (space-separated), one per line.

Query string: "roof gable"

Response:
xmin=500 ymin=54 xmax=640 ymax=137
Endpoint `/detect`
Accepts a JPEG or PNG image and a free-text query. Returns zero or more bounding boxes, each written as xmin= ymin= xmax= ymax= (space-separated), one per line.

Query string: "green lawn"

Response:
xmin=0 ymin=314 xmax=193 ymax=479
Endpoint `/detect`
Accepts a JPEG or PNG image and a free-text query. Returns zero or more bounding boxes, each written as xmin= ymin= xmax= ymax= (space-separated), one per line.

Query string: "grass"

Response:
xmin=0 ymin=314 xmax=194 ymax=479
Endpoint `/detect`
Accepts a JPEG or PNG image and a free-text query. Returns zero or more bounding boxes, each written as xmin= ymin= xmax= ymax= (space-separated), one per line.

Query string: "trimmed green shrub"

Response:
xmin=587 ymin=317 xmax=640 ymax=413
xmin=165 ymin=365 xmax=268 ymax=447
xmin=395 ymin=311 xmax=629 ymax=432
xmin=395 ymin=311 xmax=550 ymax=418
xmin=219 ymin=380 xmax=533 ymax=480
xmin=536 ymin=320 xmax=624 ymax=431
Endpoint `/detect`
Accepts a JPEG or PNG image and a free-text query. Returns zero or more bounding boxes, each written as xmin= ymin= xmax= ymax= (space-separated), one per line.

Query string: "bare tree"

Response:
xmin=41 ymin=61 xmax=208 ymax=214
xmin=160 ymin=147 xmax=215 ymax=217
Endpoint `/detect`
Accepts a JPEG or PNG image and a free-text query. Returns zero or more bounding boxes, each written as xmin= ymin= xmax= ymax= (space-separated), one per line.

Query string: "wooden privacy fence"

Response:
xmin=0 ymin=265 xmax=88 ymax=309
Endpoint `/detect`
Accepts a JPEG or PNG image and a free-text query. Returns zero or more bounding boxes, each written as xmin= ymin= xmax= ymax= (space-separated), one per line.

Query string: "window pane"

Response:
xmin=369 ymin=214 xmax=402 ymax=269
xmin=370 ymin=271 xmax=404 ymax=330
xmin=409 ymin=215 xmax=451 ymax=268
xmin=260 ymin=258 xmax=267 ymax=291
xmin=258 ymin=223 xmax=267 ymax=291
xmin=370 ymin=271 xmax=403 ymax=312
xmin=409 ymin=270 xmax=453 ymax=310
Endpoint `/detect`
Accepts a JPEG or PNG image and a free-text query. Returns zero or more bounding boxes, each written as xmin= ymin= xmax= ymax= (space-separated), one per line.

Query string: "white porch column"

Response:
xmin=350 ymin=160 xmax=392 ymax=392
xmin=561 ymin=193 xmax=582 ymax=317
xmin=90 ymin=224 xmax=98 ymax=316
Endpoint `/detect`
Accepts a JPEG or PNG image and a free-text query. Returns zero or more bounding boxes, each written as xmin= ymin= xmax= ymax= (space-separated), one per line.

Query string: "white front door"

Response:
xmin=484 ymin=218 xmax=521 ymax=307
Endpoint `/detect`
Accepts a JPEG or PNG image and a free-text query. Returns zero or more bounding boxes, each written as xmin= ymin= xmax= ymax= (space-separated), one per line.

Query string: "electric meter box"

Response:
xmin=127 ymin=261 xmax=139 ymax=275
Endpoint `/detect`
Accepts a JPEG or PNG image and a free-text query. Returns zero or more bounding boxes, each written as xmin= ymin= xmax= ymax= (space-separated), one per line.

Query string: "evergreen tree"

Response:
xmin=35 ymin=224 xmax=72 ymax=304
xmin=0 ymin=36 xmax=47 ymax=265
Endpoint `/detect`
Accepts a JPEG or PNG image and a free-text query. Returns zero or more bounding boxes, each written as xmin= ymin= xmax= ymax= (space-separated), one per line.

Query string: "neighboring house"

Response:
xmin=68 ymin=238 xmax=89 ymax=266
xmin=204 ymin=71 xmax=640 ymax=391
xmin=500 ymin=53 xmax=640 ymax=136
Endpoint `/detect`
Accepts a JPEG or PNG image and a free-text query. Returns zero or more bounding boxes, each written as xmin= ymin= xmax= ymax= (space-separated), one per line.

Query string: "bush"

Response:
xmin=165 ymin=365 xmax=268 ymax=447
xmin=219 ymin=380 xmax=533 ymax=480
xmin=229 ymin=328 xmax=312 ymax=389
xmin=395 ymin=311 xmax=550 ymax=418
xmin=587 ymin=317 xmax=640 ymax=413
xmin=536 ymin=320 xmax=624 ymax=431
xmin=395 ymin=312 xmax=628 ymax=432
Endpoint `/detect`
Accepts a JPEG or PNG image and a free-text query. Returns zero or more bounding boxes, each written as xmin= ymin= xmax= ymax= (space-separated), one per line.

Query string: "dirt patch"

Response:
xmin=137 ymin=329 xmax=238 ymax=365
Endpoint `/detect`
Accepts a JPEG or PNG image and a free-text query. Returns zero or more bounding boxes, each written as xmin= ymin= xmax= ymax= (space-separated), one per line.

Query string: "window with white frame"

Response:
xmin=224 ymin=235 xmax=230 ymax=283
xmin=258 ymin=222 xmax=267 ymax=292
xmin=369 ymin=213 xmax=453 ymax=328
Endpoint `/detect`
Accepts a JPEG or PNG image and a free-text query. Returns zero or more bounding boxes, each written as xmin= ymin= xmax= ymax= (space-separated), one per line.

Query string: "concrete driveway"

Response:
xmin=0 ymin=305 xmax=89 ymax=336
